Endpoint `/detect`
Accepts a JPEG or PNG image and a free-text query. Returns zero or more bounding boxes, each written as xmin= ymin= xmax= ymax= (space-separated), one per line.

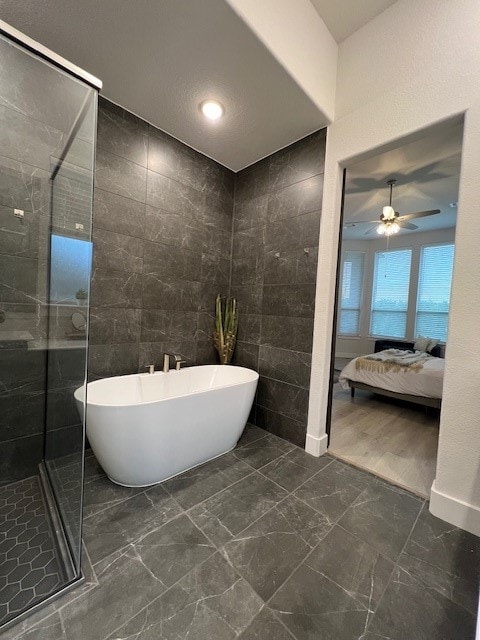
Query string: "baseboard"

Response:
xmin=430 ymin=480 xmax=480 ymax=536
xmin=305 ymin=432 xmax=328 ymax=457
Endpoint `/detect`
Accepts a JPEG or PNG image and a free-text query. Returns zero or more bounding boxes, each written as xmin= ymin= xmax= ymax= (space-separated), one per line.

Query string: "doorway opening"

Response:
xmin=327 ymin=120 xmax=463 ymax=497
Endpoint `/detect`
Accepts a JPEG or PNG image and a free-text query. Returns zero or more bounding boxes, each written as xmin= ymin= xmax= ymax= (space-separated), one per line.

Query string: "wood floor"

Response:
xmin=329 ymin=383 xmax=439 ymax=497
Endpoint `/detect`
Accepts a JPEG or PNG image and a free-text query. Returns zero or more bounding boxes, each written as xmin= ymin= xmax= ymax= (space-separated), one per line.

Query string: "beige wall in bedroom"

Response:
xmin=335 ymin=228 xmax=456 ymax=359
xmin=307 ymin=0 xmax=480 ymax=535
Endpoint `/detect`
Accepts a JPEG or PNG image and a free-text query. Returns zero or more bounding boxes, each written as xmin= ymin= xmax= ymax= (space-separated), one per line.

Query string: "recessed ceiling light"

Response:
xmin=200 ymin=100 xmax=224 ymax=121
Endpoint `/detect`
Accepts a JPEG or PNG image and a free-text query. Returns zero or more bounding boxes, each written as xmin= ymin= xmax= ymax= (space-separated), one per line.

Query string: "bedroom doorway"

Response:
xmin=327 ymin=120 xmax=463 ymax=497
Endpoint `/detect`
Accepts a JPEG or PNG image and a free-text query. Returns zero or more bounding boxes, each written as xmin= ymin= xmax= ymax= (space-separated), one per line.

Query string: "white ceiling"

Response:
xmin=0 ymin=0 xmax=327 ymax=171
xmin=343 ymin=121 xmax=464 ymax=240
xmin=309 ymin=0 xmax=397 ymax=42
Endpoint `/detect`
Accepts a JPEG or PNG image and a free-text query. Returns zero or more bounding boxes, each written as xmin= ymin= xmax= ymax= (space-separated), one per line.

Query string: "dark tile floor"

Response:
xmin=3 ymin=424 xmax=479 ymax=639
xmin=0 ymin=477 xmax=65 ymax=627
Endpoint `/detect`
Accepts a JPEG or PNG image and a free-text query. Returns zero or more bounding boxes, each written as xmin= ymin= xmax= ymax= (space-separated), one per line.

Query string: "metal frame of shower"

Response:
xmin=0 ymin=19 xmax=101 ymax=632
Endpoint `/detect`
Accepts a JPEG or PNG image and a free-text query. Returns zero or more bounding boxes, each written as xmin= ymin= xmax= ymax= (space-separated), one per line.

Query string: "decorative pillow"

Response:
xmin=414 ymin=336 xmax=439 ymax=353
xmin=414 ymin=337 xmax=431 ymax=352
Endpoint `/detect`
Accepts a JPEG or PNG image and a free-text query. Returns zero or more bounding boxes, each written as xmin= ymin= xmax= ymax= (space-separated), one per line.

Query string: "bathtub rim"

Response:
xmin=75 ymin=364 xmax=259 ymax=408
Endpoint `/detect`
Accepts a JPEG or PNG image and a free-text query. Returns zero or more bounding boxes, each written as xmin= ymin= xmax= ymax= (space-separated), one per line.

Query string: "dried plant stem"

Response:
xmin=213 ymin=294 xmax=238 ymax=364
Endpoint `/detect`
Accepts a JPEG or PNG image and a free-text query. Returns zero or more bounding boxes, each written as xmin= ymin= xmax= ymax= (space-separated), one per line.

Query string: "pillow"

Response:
xmin=414 ymin=336 xmax=439 ymax=353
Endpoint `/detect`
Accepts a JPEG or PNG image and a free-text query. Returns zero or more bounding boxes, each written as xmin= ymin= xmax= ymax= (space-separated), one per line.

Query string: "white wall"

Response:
xmin=307 ymin=0 xmax=480 ymax=535
xmin=225 ymin=0 xmax=337 ymax=122
xmin=336 ymin=228 xmax=456 ymax=358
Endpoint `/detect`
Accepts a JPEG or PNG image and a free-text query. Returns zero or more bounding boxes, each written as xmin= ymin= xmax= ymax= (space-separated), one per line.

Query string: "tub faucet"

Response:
xmin=145 ymin=364 xmax=155 ymax=374
xmin=163 ymin=353 xmax=185 ymax=373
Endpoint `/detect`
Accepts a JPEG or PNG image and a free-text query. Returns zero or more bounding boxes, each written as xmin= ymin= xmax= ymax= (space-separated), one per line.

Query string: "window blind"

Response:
xmin=370 ymin=248 xmax=412 ymax=339
xmin=339 ymin=250 xmax=365 ymax=335
xmin=415 ymin=243 xmax=454 ymax=342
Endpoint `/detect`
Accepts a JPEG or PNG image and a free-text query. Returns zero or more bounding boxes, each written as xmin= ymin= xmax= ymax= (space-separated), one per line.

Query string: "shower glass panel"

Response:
xmin=0 ymin=31 xmax=97 ymax=629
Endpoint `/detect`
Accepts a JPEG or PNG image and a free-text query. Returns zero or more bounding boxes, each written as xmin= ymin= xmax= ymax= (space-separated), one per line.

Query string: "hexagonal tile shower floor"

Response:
xmin=0 ymin=476 xmax=65 ymax=626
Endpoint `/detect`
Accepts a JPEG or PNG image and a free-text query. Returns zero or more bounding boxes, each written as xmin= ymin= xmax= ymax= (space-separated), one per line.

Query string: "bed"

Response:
xmin=338 ymin=339 xmax=444 ymax=409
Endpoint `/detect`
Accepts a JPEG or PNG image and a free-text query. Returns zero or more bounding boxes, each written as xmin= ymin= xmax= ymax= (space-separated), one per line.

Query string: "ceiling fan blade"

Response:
xmin=397 ymin=209 xmax=441 ymax=222
xmin=398 ymin=222 xmax=418 ymax=230
xmin=345 ymin=219 xmax=379 ymax=227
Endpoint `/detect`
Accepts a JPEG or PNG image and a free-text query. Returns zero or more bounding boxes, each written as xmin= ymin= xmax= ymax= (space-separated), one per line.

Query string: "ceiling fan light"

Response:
xmin=382 ymin=221 xmax=400 ymax=236
xmin=377 ymin=224 xmax=386 ymax=235
xmin=382 ymin=205 xmax=395 ymax=220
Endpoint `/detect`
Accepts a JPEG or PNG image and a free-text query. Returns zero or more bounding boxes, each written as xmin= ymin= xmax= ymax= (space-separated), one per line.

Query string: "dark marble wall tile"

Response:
xmin=230 ymin=129 xmax=326 ymax=447
xmin=0 ymin=348 xmax=46 ymax=395
xmin=144 ymin=206 xmax=203 ymax=250
xmin=0 ymin=255 xmax=39 ymax=304
xmin=195 ymin=340 xmax=219 ymax=366
xmin=47 ymin=348 xmax=86 ymax=390
xmin=268 ymin=130 xmax=326 ymax=191
xmin=45 ymin=386 xmax=80 ymax=430
xmin=0 ymin=206 xmax=40 ymax=259
xmin=95 ymin=147 xmax=146 ymax=203
xmin=196 ymin=311 xmax=215 ymax=343
xmin=148 ymin=127 xmax=207 ymax=192
xmin=0 ymin=433 xmax=44 ymax=483
xmin=146 ymin=170 xmax=205 ymax=218
xmin=263 ymin=246 xmax=318 ymax=285
xmin=0 ymin=156 xmax=50 ymax=216
xmin=139 ymin=340 xmax=196 ymax=370
xmin=0 ymin=104 xmax=64 ymax=170
xmin=97 ymin=98 xmax=148 ymax=166
xmin=257 ymin=377 xmax=309 ymax=424
xmin=90 ymin=269 xmax=142 ymax=308
xmin=233 ymin=342 xmax=260 ymax=371
xmin=234 ymin=157 xmax=271 ymax=204
xmin=259 ymin=345 xmax=311 ymax=388
xmin=267 ymin=174 xmax=323 ymax=222
xmin=200 ymin=254 xmax=230 ymax=289
xmin=141 ymin=309 xmax=197 ymax=343
xmin=256 ymin=406 xmax=307 ymax=448
xmin=143 ymin=241 xmax=202 ymax=281
xmin=262 ymin=284 xmax=316 ymax=319
xmin=0 ymin=392 xmax=45 ymax=442
xmin=89 ymin=307 xmax=141 ymax=345
xmin=89 ymin=99 xmax=236 ymax=382
xmin=265 ymin=210 xmax=321 ymax=254
xmin=88 ymin=343 xmax=139 ymax=379
xmin=93 ymin=228 xmax=144 ymax=273
xmin=204 ymin=192 xmax=234 ymax=231
xmin=234 ymin=284 xmax=263 ymax=316
xmin=142 ymin=276 xmax=200 ymax=311
xmin=234 ymin=194 xmax=268 ymax=232
xmin=237 ymin=314 xmax=261 ymax=345
xmin=93 ymin=189 xmax=145 ymax=239
xmin=261 ymin=315 xmax=314 ymax=352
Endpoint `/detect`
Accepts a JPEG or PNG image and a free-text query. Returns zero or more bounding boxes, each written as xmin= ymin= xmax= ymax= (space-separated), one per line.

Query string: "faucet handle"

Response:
xmin=145 ymin=364 xmax=155 ymax=374
xmin=175 ymin=358 xmax=186 ymax=371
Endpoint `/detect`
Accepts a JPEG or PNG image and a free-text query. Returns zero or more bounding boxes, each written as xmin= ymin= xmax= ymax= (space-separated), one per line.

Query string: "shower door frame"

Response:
xmin=0 ymin=20 xmax=101 ymax=633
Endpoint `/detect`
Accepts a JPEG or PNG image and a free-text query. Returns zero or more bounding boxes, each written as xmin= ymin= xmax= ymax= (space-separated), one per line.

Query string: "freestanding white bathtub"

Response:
xmin=74 ymin=365 xmax=258 ymax=487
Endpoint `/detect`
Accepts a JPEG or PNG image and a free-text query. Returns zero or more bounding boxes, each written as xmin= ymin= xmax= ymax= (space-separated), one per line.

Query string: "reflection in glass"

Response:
xmin=50 ymin=235 xmax=92 ymax=305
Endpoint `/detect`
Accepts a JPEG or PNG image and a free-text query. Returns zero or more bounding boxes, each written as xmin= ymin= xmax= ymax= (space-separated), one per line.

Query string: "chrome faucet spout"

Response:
xmin=163 ymin=353 xmax=185 ymax=373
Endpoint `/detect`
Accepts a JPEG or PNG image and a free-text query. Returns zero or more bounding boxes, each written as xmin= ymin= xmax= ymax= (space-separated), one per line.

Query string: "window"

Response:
xmin=370 ymin=248 xmax=412 ymax=338
xmin=339 ymin=250 xmax=365 ymax=335
xmin=415 ymin=243 xmax=454 ymax=342
xmin=50 ymin=234 xmax=92 ymax=305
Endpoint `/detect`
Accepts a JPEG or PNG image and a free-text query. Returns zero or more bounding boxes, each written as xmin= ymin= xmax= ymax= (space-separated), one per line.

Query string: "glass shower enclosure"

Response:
xmin=0 ymin=26 xmax=98 ymax=629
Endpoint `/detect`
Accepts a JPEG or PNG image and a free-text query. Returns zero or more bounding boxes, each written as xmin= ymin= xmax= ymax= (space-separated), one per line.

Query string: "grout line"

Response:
xmin=358 ymin=497 xmax=426 ymax=637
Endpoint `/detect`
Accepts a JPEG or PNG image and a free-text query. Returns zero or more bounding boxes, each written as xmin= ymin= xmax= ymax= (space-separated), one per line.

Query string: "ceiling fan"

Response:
xmin=345 ymin=179 xmax=441 ymax=236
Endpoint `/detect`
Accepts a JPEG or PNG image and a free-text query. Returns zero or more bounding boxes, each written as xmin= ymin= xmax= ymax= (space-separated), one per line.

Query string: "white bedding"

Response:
xmin=339 ymin=353 xmax=445 ymax=399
